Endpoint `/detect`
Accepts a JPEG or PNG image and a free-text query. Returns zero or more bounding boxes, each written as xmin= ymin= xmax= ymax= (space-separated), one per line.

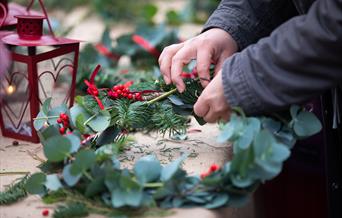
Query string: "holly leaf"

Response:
xmin=25 ymin=173 xmax=46 ymax=195
xmin=43 ymin=136 xmax=71 ymax=162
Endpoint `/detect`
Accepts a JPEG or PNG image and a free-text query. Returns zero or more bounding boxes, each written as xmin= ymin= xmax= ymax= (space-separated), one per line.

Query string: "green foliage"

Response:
xmin=28 ymin=70 xmax=323 ymax=216
xmin=53 ymin=202 xmax=89 ymax=218
xmin=0 ymin=176 xmax=28 ymax=205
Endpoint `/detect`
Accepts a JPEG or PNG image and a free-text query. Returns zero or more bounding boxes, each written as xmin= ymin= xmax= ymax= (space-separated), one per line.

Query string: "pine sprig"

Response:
xmin=0 ymin=176 xmax=28 ymax=205
xmin=53 ymin=202 xmax=89 ymax=218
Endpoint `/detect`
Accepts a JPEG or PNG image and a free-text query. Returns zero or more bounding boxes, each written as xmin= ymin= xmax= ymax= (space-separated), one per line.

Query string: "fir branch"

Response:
xmin=0 ymin=176 xmax=28 ymax=205
xmin=53 ymin=202 xmax=89 ymax=218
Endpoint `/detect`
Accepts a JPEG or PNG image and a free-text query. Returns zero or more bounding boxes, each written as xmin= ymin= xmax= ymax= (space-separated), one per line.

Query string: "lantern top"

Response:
xmin=1 ymin=14 xmax=80 ymax=46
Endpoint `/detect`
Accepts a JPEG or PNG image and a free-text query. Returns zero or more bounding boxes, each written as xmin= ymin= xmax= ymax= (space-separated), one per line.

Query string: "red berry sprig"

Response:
xmin=57 ymin=113 xmax=70 ymax=135
xmin=200 ymin=164 xmax=220 ymax=179
xmin=108 ymin=84 xmax=143 ymax=101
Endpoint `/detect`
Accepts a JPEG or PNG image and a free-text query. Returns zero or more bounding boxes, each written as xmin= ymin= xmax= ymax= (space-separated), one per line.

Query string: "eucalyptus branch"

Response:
xmin=33 ymin=115 xmax=59 ymax=120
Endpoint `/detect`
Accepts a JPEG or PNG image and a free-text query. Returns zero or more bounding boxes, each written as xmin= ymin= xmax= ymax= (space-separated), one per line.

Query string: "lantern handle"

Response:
xmin=26 ymin=0 xmax=56 ymax=39
xmin=0 ymin=2 xmax=7 ymax=28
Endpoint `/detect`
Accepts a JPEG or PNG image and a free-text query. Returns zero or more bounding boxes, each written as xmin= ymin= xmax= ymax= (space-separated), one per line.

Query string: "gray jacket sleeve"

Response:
xmin=203 ymin=0 xmax=298 ymax=50
xmin=222 ymin=0 xmax=342 ymax=115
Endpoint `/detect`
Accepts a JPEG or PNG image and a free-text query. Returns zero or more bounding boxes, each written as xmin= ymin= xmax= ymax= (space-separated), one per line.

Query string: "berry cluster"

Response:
xmin=57 ymin=113 xmax=70 ymax=134
xmin=108 ymin=85 xmax=143 ymax=101
xmin=200 ymin=164 xmax=220 ymax=179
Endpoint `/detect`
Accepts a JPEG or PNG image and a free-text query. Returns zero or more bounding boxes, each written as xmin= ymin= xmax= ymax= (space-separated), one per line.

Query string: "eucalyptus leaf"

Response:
xmin=43 ymin=136 xmax=71 ymax=162
xmin=42 ymin=97 xmax=52 ymax=115
xmin=293 ymin=111 xmax=322 ymax=137
xmin=87 ymin=111 xmax=111 ymax=132
xmin=62 ymin=164 xmax=82 ymax=187
xmin=161 ymin=154 xmax=187 ymax=181
xmin=65 ymin=134 xmax=81 ymax=153
xmin=34 ymin=111 xmax=47 ymax=131
xmin=45 ymin=174 xmax=63 ymax=191
xmin=47 ymin=104 xmax=68 ymax=124
xmin=71 ymin=150 xmax=96 ymax=175
xmin=25 ymin=173 xmax=46 ymax=195
xmin=204 ymin=194 xmax=229 ymax=209
xmin=134 ymin=155 xmax=161 ymax=184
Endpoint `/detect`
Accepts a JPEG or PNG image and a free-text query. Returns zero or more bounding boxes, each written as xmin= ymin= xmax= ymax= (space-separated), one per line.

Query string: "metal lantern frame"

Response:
xmin=0 ymin=0 xmax=80 ymax=143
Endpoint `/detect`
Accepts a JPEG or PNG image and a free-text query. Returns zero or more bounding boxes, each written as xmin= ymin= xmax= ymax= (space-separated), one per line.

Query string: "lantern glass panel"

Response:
xmin=37 ymin=50 xmax=76 ymax=107
xmin=0 ymin=61 xmax=33 ymax=137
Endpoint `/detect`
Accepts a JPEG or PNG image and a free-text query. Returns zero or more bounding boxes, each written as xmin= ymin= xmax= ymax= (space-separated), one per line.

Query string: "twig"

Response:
xmin=27 ymin=150 xmax=45 ymax=163
xmin=146 ymin=88 xmax=177 ymax=104
xmin=0 ymin=171 xmax=30 ymax=176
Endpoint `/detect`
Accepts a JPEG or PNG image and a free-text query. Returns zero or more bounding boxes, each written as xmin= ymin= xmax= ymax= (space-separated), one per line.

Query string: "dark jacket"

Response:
xmin=203 ymin=0 xmax=342 ymax=115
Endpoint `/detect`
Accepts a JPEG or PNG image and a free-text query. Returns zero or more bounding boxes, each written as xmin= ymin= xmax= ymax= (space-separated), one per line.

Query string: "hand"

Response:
xmin=0 ymin=42 xmax=10 ymax=76
xmin=159 ymin=28 xmax=238 ymax=92
xmin=194 ymin=71 xmax=231 ymax=123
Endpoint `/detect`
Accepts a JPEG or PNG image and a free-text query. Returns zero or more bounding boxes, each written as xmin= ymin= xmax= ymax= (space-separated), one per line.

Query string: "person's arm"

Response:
xmin=203 ymin=0 xmax=298 ymax=50
xmin=220 ymin=0 xmax=342 ymax=115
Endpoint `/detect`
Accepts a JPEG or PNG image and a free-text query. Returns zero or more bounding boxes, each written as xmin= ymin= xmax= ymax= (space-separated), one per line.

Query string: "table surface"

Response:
xmin=0 ymin=119 xmax=255 ymax=218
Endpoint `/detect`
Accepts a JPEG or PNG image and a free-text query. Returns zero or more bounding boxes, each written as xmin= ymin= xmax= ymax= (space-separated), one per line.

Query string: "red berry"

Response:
xmin=128 ymin=94 xmax=133 ymax=99
xmin=59 ymin=127 xmax=66 ymax=134
xmin=60 ymin=113 xmax=69 ymax=121
xmin=123 ymin=88 xmax=129 ymax=93
xmin=113 ymin=85 xmax=119 ymax=91
xmin=209 ymin=164 xmax=220 ymax=172
xmin=117 ymin=90 xmax=122 ymax=95
xmin=113 ymin=93 xmax=119 ymax=98
xmin=57 ymin=118 xmax=62 ymax=124
xmin=42 ymin=209 xmax=49 ymax=216
xmin=123 ymin=93 xmax=128 ymax=97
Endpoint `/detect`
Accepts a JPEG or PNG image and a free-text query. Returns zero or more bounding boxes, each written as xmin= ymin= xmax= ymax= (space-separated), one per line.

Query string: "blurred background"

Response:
xmin=11 ymin=0 xmax=220 ymax=93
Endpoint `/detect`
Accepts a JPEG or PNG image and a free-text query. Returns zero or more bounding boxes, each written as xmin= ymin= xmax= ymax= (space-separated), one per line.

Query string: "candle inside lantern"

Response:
xmin=6 ymin=85 xmax=15 ymax=95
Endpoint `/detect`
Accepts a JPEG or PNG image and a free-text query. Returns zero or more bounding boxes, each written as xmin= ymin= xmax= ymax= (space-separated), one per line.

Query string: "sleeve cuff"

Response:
xmin=221 ymin=53 xmax=265 ymax=115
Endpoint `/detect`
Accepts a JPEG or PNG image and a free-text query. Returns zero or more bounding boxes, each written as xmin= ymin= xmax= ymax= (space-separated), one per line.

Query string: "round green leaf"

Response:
xmin=45 ymin=174 xmax=63 ymax=191
xmin=62 ymin=164 xmax=82 ymax=187
xmin=43 ymin=136 xmax=71 ymax=162
xmin=71 ymin=150 xmax=96 ymax=175
xmin=134 ymin=155 xmax=161 ymax=184
xmin=294 ymin=111 xmax=322 ymax=137
xmin=65 ymin=134 xmax=81 ymax=153
xmin=87 ymin=111 xmax=111 ymax=132
xmin=34 ymin=111 xmax=47 ymax=131
xmin=25 ymin=173 xmax=46 ymax=195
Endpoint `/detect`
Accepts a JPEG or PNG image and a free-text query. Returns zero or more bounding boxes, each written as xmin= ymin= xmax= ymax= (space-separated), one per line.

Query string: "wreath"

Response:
xmin=1 ymin=64 xmax=322 ymax=217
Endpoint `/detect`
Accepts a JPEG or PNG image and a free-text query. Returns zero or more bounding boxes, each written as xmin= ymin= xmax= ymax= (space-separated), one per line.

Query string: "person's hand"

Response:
xmin=159 ymin=28 xmax=238 ymax=92
xmin=0 ymin=42 xmax=10 ymax=76
xmin=194 ymin=70 xmax=231 ymax=123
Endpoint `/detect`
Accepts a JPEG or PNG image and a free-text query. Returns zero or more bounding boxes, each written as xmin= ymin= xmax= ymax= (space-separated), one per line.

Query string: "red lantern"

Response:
xmin=0 ymin=0 xmax=80 ymax=143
